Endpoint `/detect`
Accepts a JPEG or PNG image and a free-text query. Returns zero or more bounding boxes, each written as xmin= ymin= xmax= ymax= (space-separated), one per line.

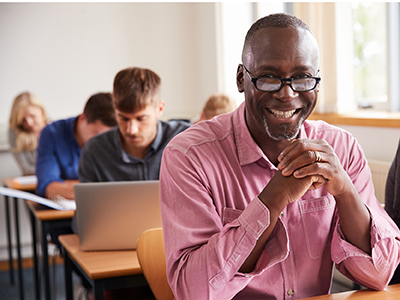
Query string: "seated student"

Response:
xmin=385 ymin=137 xmax=400 ymax=284
xmin=194 ymin=93 xmax=237 ymax=124
xmin=76 ymin=67 xmax=190 ymax=300
xmin=77 ymin=67 xmax=190 ymax=183
xmin=159 ymin=13 xmax=400 ymax=299
xmin=8 ymin=92 xmax=49 ymax=175
xmin=36 ymin=92 xmax=117 ymax=200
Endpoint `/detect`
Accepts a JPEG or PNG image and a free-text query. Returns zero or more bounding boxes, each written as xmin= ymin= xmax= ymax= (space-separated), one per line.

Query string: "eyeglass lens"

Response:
xmin=256 ymin=77 xmax=317 ymax=92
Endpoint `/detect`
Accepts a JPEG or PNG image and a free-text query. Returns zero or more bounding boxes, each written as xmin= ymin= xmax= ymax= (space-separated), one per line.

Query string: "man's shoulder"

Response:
xmin=42 ymin=117 xmax=76 ymax=134
xmin=159 ymin=119 xmax=191 ymax=140
xmin=85 ymin=127 xmax=116 ymax=149
xmin=166 ymin=115 xmax=234 ymax=151
xmin=303 ymin=119 xmax=354 ymax=141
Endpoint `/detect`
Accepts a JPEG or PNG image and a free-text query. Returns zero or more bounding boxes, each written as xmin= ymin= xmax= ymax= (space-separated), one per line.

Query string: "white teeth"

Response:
xmin=269 ymin=109 xmax=297 ymax=119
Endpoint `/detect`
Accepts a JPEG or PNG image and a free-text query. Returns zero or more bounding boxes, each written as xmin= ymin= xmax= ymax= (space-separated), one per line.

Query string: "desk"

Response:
xmin=59 ymin=234 xmax=147 ymax=300
xmin=301 ymin=283 xmax=400 ymax=299
xmin=2 ymin=177 xmax=36 ymax=300
xmin=26 ymin=200 xmax=74 ymax=300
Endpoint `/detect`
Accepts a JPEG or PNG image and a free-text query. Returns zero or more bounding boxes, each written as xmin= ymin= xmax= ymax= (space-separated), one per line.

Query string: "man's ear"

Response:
xmin=78 ymin=113 xmax=87 ymax=123
xmin=236 ymin=64 xmax=245 ymax=93
xmin=157 ymin=101 xmax=165 ymax=118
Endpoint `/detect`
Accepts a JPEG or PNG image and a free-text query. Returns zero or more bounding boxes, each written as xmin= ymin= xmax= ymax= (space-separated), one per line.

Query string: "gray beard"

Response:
xmin=262 ymin=114 xmax=305 ymax=141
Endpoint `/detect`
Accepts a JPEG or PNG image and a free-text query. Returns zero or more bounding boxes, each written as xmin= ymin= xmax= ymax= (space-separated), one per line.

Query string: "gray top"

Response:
xmin=72 ymin=119 xmax=190 ymax=234
xmin=78 ymin=119 xmax=191 ymax=182
xmin=8 ymin=128 xmax=36 ymax=175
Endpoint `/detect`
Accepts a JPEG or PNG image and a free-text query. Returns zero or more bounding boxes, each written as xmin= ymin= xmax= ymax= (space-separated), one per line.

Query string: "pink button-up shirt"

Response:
xmin=160 ymin=102 xmax=400 ymax=300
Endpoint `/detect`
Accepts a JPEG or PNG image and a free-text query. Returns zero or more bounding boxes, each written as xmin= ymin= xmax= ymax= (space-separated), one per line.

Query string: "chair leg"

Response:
xmin=51 ymin=245 xmax=60 ymax=300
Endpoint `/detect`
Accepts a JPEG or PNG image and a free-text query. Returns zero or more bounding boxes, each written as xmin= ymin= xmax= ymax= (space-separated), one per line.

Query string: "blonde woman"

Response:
xmin=194 ymin=93 xmax=237 ymax=124
xmin=8 ymin=92 xmax=49 ymax=175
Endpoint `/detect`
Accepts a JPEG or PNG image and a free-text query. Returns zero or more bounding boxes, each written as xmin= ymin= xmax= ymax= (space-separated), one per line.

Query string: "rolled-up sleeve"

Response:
xmin=332 ymin=205 xmax=400 ymax=290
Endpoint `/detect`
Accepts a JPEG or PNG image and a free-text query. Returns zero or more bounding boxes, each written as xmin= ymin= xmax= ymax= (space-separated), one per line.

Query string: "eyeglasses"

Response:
xmin=241 ymin=64 xmax=321 ymax=92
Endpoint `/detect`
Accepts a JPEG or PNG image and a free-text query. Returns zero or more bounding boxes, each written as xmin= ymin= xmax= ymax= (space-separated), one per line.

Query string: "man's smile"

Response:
xmin=267 ymin=108 xmax=301 ymax=120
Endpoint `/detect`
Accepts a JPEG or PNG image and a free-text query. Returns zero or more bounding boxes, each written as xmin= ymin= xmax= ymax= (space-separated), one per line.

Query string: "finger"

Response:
xmin=292 ymin=160 xmax=326 ymax=178
xmin=281 ymin=149 xmax=324 ymax=176
xmin=278 ymin=139 xmax=314 ymax=169
xmin=309 ymin=175 xmax=327 ymax=190
xmin=278 ymin=139 xmax=325 ymax=173
xmin=278 ymin=138 xmax=301 ymax=163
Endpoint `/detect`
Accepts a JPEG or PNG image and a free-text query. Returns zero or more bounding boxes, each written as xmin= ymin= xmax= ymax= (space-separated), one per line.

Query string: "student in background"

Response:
xmin=75 ymin=67 xmax=190 ymax=300
xmin=194 ymin=93 xmax=237 ymax=124
xmin=385 ymin=137 xmax=400 ymax=284
xmin=78 ymin=67 xmax=190 ymax=182
xmin=160 ymin=13 xmax=400 ymax=299
xmin=8 ymin=92 xmax=49 ymax=175
xmin=36 ymin=92 xmax=117 ymax=200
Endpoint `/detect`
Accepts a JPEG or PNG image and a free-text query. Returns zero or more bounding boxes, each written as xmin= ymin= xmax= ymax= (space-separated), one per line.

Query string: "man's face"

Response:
xmin=237 ymin=27 xmax=320 ymax=142
xmin=115 ymin=100 xmax=164 ymax=155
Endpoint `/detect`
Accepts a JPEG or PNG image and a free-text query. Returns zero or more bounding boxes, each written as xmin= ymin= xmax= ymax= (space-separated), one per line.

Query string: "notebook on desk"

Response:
xmin=74 ymin=180 xmax=161 ymax=251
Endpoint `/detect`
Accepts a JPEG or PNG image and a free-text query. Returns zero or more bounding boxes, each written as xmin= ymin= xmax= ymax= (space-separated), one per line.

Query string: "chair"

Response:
xmin=137 ymin=228 xmax=174 ymax=300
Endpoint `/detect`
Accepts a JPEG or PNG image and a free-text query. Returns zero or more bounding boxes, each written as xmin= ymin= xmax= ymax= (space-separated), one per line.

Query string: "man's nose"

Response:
xmin=273 ymin=82 xmax=298 ymax=102
xmin=126 ymin=120 xmax=138 ymax=134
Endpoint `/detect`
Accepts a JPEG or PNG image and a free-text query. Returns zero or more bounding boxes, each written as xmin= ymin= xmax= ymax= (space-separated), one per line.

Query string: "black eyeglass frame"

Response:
xmin=241 ymin=64 xmax=321 ymax=92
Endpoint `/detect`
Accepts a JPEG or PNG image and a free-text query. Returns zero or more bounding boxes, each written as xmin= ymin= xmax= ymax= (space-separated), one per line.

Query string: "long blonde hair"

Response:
xmin=9 ymin=92 xmax=48 ymax=152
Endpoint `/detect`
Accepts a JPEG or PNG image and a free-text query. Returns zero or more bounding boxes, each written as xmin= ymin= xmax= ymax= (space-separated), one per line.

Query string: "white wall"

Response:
xmin=0 ymin=2 xmax=223 ymax=260
xmin=0 ymin=2 xmax=220 ymax=123
xmin=338 ymin=125 xmax=400 ymax=163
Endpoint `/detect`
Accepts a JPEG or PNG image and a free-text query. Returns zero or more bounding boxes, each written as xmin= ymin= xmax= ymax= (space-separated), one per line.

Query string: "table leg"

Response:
xmin=4 ymin=195 xmax=14 ymax=285
xmin=63 ymin=249 xmax=73 ymax=300
xmin=93 ymin=280 xmax=104 ymax=300
xmin=41 ymin=222 xmax=51 ymax=300
xmin=28 ymin=206 xmax=40 ymax=300
xmin=13 ymin=197 xmax=24 ymax=300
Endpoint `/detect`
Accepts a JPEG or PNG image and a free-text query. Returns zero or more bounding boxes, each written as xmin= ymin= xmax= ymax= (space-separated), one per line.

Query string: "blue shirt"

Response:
xmin=36 ymin=117 xmax=80 ymax=197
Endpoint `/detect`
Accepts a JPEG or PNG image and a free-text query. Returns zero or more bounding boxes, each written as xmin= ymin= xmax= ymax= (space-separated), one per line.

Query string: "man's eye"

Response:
xmin=294 ymin=74 xmax=311 ymax=79
xmin=260 ymin=74 xmax=275 ymax=79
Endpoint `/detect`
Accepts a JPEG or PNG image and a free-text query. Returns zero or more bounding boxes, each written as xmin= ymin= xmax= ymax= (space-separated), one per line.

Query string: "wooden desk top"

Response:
xmin=59 ymin=234 xmax=142 ymax=280
xmin=301 ymin=283 xmax=400 ymax=299
xmin=3 ymin=177 xmax=36 ymax=191
xmin=26 ymin=200 xmax=75 ymax=221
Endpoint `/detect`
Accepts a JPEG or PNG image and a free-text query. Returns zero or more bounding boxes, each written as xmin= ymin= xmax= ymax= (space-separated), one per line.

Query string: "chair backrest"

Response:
xmin=137 ymin=228 xmax=174 ymax=300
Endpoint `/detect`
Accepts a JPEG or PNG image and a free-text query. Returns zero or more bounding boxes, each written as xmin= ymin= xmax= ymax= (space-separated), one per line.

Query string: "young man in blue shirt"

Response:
xmin=36 ymin=92 xmax=117 ymax=200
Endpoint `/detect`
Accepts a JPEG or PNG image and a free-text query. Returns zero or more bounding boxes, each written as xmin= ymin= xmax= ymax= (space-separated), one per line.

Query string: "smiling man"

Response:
xmin=159 ymin=13 xmax=400 ymax=300
xmin=78 ymin=67 xmax=190 ymax=182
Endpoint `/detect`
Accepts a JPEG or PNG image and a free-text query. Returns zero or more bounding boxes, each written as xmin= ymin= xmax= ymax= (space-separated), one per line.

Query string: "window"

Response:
xmin=293 ymin=2 xmax=400 ymax=113
xmin=352 ymin=3 xmax=387 ymax=109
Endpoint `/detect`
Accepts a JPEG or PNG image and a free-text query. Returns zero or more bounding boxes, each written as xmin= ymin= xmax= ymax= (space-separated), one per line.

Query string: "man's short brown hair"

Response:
xmin=83 ymin=92 xmax=117 ymax=127
xmin=113 ymin=67 xmax=161 ymax=113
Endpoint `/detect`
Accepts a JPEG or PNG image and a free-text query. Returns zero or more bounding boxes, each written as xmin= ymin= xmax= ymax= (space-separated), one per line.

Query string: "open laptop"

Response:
xmin=74 ymin=180 xmax=161 ymax=251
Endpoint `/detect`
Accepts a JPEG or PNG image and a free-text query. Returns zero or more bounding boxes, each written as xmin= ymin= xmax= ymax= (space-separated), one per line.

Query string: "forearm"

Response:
xmin=335 ymin=184 xmax=371 ymax=254
xmin=239 ymin=199 xmax=280 ymax=273
xmin=45 ymin=180 xmax=79 ymax=200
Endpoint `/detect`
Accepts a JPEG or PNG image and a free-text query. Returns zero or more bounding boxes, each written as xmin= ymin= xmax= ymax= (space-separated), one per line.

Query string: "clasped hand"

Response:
xmin=259 ymin=139 xmax=352 ymax=213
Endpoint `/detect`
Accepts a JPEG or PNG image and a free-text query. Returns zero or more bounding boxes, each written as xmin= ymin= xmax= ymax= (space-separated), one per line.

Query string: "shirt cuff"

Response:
xmin=332 ymin=204 xmax=396 ymax=269
xmin=238 ymin=197 xmax=289 ymax=275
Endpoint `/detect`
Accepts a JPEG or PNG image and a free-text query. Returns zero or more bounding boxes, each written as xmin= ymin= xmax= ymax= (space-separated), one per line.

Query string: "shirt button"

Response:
xmin=244 ymin=274 xmax=250 ymax=278
xmin=280 ymin=211 xmax=284 ymax=217
xmin=287 ymin=289 xmax=294 ymax=296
